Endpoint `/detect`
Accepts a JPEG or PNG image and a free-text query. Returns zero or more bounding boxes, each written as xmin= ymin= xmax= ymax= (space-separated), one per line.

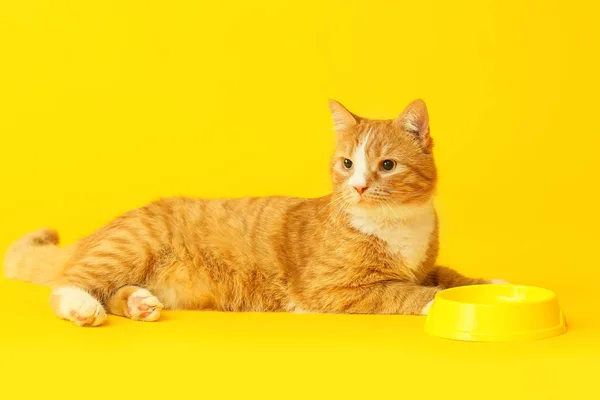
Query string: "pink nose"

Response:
xmin=354 ymin=186 xmax=368 ymax=195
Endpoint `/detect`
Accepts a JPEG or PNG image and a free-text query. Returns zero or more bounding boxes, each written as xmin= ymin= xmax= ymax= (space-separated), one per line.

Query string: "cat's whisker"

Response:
xmin=383 ymin=199 xmax=401 ymax=223
xmin=385 ymin=188 xmax=425 ymax=195
xmin=386 ymin=196 xmax=404 ymax=209
xmin=364 ymin=194 xmax=389 ymax=200
xmin=322 ymin=203 xmax=340 ymax=240
xmin=316 ymin=199 xmax=348 ymax=235
xmin=316 ymin=194 xmax=351 ymax=239
xmin=316 ymin=190 xmax=346 ymax=216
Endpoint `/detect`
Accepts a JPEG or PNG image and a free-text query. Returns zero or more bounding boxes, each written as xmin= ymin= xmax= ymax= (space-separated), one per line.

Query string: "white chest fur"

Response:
xmin=349 ymin=203 xmax=436 ymax=271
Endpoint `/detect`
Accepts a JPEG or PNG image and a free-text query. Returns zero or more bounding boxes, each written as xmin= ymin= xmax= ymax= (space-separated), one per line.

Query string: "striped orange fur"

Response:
xmin=3 ymin=99 xmax=495 ymax=327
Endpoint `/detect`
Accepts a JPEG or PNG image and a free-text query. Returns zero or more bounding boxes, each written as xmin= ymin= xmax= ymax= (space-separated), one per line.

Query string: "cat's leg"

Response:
xmin=414 ymin=266 xmax=510 ymax=315
xmin=49 ymin=259 xmax=126 ymax=327
xmin=105 ymin=285 xmax=164 ymax=322
xmin=48 ymin=218 xmax=167 ymax=326
xmin=299 ymin=281 xmax=441 ymax=316
xmin=424 ymin=266 xmax=509 ymax=289
xmin=49 ymin=246 xmax=153 ymax=327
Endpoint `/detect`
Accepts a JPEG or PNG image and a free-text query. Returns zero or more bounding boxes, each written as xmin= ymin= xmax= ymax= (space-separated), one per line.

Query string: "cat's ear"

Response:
xmin=396 ymin=99 xmax=432 ymax=152
xmin=328 ymin=99 xmax=358 ymax=132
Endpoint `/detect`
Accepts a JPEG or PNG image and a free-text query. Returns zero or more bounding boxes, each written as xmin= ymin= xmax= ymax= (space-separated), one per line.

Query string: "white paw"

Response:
xmin=489 ymin=279 xmax=510 ymax=284
xmin=54 ymin=286 xmax=107 ymax=327
xmin=126 ymin=289 xmax=164 ymax=322
xmin=420 ymin=300 xmax=434 ymax=316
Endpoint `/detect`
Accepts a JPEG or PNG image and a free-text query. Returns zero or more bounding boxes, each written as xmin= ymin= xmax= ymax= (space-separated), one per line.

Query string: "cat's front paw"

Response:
xmin=420 ymin=287 xmax=442 ymax=316
xmin=420 ymin=300 xmax=434 ymax=316
xmin=488 ymin=279 xmax=510 ymax=284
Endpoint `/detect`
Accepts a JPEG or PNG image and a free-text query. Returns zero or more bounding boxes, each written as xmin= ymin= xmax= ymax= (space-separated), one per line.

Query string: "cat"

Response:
xmin=3 ymin=99 xmax=505 ymax=327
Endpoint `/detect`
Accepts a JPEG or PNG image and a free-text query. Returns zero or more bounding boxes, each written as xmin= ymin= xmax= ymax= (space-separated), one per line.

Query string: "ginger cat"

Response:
xmin=3 ymin=99 xmax=504 ymax=327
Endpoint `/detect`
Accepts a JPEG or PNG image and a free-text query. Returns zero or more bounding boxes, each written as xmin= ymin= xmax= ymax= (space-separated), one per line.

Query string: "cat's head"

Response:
xmin=328 ymin=99 xmax=437 ymax=214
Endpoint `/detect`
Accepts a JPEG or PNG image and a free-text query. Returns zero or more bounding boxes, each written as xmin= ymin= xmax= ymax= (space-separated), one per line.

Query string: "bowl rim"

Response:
xmin=435 ymin=284 xmax=558 ymax=306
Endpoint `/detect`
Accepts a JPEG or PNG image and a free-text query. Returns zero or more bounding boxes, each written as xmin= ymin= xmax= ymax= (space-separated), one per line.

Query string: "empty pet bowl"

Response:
xmin=424 ymin=284 xmax=567 ymax=342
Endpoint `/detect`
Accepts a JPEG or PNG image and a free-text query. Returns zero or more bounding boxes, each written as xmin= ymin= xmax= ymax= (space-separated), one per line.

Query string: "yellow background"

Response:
xmin=1 ymin=1 xmax=599 ymax=399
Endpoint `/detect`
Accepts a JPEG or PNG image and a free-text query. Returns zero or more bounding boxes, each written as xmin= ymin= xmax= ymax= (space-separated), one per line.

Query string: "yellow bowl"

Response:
xmin=424 ymin=284 xmax=567 ymax=342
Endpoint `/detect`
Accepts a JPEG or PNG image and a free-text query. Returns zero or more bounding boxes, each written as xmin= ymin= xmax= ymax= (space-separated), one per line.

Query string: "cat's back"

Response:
xmin=140 ymin=195 xmax=315 ymax=247
xmin=150 ymin=195 xmax=308 ymax=225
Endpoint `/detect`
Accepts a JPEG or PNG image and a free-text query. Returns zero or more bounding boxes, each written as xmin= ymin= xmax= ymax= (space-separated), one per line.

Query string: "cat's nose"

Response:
xmin=353 ymin=186 xmax=368 ymax=195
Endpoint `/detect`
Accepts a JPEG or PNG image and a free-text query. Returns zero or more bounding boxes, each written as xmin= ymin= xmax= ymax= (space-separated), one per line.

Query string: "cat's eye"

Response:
xmin=343 ymin=158 xmax=353 ymax=169
xmin=380 ymin=159 xmax=396 ymax=171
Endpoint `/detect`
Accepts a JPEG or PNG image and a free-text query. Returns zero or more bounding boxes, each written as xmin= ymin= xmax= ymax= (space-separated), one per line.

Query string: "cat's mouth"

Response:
xmin=354 ymin=196 xmax=385 ymax=209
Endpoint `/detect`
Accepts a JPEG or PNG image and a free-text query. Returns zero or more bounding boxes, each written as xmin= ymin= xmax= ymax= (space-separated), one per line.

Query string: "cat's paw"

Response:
xmin=54 ymin=286 xmax=107 ymax=327
xmin=489 ymin=279 xmax=510 ymax=284
xmin=420 ymin=300 xmax=434 ymax=316
xmin=126 ymin=288 xmax=164 ymax=322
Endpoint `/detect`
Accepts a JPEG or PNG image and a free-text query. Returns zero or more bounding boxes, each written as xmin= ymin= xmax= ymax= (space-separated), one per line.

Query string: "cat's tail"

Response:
xmin=3 ymin=228 xmax=72 ymax=286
